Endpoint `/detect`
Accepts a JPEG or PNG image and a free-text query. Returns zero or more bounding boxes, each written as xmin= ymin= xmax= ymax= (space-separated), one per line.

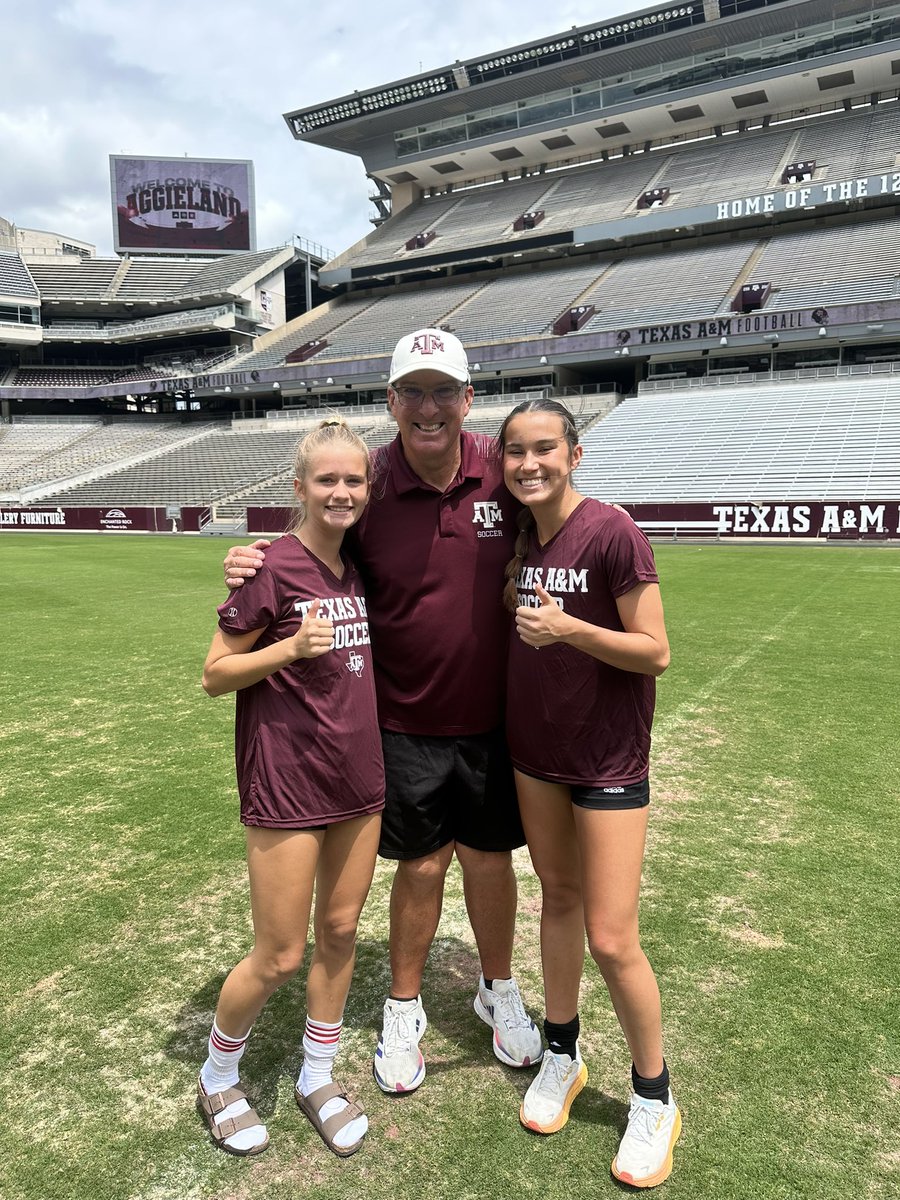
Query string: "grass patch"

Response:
xmin=1 ymin=535 xmax=898 ymax=1199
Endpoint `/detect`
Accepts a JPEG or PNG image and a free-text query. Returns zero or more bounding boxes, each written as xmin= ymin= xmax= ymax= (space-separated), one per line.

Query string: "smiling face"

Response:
xmin=502 ymin=410 xmax=583 ymax=514
xmin=294 ymin=444 xmax=370 ymax=539
xmin=387 ymin=368 xmax=473 ymax=473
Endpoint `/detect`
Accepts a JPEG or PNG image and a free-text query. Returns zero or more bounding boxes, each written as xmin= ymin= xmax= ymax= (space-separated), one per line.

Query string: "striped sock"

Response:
xmin=199 ymin=1020 xmax=267 ymax=1153
xmin=202 ymin=1020 xmax=250 ymax=1092
xmin=298 ymin=1016 xmax=342 ymax=1093
xmin=297 ymin=1015 xmax=367 ymax=1152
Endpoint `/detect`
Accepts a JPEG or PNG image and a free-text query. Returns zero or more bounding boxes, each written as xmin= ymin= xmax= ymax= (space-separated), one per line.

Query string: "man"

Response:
xmin=224 ymin=329 xmax=542 ymax=1094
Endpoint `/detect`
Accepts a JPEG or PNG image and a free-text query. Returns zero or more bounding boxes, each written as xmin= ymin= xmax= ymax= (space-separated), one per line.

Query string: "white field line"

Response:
xmin=653 ymin=589 xmax=821 ymax=745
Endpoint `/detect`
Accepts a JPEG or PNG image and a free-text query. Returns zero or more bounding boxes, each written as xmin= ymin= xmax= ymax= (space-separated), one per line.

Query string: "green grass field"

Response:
xmin=1 ymin=534 xmax=898 ymax=1200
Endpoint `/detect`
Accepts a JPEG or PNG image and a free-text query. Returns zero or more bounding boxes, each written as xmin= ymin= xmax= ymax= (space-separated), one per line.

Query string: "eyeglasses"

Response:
xmin=392 ymin=383 xmax=466 ymax=407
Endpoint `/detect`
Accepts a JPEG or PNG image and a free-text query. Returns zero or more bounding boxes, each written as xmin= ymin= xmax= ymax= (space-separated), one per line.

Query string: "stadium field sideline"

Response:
xmin=1 ymin=534 xmax=897 ymax=1200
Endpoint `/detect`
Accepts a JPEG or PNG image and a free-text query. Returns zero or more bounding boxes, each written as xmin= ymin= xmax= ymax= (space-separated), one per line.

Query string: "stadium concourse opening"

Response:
xmin=2 ymin=0 xmax=900 ymax=540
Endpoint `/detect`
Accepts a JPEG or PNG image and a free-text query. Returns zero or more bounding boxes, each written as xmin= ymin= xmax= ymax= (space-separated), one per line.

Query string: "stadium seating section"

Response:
xmin=3 ymin=82 xmax=900 ymax=531
xmin=3 ymin=374 xmax=895 ymax=517
xmin=576 ymin=377 xmax=900 ymax=502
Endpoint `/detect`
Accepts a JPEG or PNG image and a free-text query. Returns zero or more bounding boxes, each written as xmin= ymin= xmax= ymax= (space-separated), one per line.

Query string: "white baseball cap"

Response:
xmin=388 ymin=328 xmax=470 ymax=385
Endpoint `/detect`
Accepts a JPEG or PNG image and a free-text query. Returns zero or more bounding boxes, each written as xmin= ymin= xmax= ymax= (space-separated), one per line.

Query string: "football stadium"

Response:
xmin=1 ymin=2 xmax=898 ymax=1198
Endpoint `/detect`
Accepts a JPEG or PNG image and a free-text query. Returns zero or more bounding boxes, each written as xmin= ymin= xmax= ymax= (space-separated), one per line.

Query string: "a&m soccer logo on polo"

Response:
xmin=472 ymin=500 xmax=504 ymax=538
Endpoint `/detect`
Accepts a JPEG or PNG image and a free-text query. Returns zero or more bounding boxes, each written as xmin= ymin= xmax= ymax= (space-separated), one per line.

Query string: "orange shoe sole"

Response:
xmin=611 ymin=1106 xmax=682 ymax=1188
xmin=519 ymin=1062 xmax=588 ymax=1134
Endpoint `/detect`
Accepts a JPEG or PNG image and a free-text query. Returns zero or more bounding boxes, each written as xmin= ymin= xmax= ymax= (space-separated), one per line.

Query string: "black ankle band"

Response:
xmin=632 ymin=1060 xmax=670 ymax=1102
xmin=543 ymin=1014 xmax=579 ymax=1059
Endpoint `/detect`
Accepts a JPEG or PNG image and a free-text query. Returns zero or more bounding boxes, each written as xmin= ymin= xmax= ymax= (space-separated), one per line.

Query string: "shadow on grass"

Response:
xmin=575 ymin=1083 xmax=628 ymax=1132
xmin=164 ymin=933 xmax=496 ymax=1118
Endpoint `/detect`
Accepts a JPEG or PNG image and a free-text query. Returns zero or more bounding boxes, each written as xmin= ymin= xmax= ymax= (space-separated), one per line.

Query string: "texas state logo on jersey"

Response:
xmin=472 ymin=499 xmax=505 ymax=538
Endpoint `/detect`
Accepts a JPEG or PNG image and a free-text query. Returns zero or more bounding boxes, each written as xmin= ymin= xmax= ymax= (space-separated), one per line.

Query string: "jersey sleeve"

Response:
xmin=597 ymin=508 xmax=659 ymax=598
xmin=216 ymin=562 xmax=280 ymax=635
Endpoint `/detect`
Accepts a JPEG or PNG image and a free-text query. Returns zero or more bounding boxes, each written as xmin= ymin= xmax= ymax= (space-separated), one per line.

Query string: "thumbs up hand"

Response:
xmin=514 ymin=583 xmax=569 ymax=649
xmin=292 ymin=599 xmax=335 ymax=659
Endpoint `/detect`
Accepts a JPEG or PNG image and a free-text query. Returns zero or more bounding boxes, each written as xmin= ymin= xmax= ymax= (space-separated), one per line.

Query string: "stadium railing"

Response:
xmin=639 ymin=362 xmax=900 ymax=392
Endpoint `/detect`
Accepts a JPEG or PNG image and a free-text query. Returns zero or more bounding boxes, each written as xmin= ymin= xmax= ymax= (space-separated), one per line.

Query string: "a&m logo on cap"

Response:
xmin=409 ymin=332 xmax=445 ymax=357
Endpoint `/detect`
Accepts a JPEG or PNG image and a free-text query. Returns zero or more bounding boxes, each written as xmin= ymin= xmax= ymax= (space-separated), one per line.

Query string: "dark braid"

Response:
xmin=497 ymin=399 xmax=580 ymax=613
xmin=503 ymin=505 xmax=536 ymax=612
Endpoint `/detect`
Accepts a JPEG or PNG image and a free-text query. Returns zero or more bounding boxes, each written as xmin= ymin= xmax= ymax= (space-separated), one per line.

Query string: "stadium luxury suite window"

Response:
xmin=0 ymin=304 xmax=38 ymax=325
xmin=394 ymin=7 xmax=900 ymax=158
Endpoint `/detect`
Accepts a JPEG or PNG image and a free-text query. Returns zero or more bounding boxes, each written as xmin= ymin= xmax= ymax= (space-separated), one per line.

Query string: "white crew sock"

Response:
xmin=297 ymin=1016 xmax=367 ymax=1150
xmin=199 ymin=1020 xmax=267 ymax=1153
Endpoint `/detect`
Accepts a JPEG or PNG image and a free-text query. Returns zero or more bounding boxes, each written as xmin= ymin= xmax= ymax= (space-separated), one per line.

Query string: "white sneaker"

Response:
xmin=519 ymin=1048 xmax=588 ymax=1134
xmin=474 ymin=975 xmax=543 ymax=1068
xmin=611 ymin=1090 xmax=682 ymax=1188
xmin=373 ymin=996 xmax=427 ymax=1094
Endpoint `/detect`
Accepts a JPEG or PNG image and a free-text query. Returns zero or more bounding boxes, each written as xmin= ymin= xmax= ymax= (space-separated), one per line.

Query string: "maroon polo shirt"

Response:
xmin=217 ymin=534 xmax=384 ymax=828
xmin=506 ymin=498 xmax=660 ymax=787
xmin=349 ymin=431 xmax=517 ymax=736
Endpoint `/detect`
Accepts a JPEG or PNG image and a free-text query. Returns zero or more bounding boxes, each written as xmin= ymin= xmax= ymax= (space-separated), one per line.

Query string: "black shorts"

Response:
xmin=378 ymin=728 xmax=525 ymax=860
xmin=517 ymin=771 xmax=650 ymax=811
xmin=572 ymin=778 xmax=650 ymax=810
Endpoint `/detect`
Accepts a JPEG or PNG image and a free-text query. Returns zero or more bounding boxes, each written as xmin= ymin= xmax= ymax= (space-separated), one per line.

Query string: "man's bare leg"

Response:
xmin=374 ymin=845 xmax=455 ymax=1093
xmin=388 ymin=844 xmax=455 ymax=996
xmin=454 ymin=844 xmax=517 ymax=980
xmin=456 ymin=843 xmax=542 ymax=1068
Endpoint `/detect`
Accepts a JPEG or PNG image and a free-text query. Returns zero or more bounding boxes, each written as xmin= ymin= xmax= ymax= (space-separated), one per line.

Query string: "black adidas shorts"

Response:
xmin=516 ymin=771 xmax=650 ymax=811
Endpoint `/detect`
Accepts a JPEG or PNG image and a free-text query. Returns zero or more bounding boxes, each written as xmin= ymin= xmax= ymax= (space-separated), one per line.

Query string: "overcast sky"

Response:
xmin=1 ymin=0 xmax=631 ymax=260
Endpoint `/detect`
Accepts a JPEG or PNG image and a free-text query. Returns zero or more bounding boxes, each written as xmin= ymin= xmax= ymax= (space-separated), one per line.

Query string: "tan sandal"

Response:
xmin=295 ymin=1081 xmax=367 ymax=1157
xmin=197 ymin=1080 xmax=270 ymax=1156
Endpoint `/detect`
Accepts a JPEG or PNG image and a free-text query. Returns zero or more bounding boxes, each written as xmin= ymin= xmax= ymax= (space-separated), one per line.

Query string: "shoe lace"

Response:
xmin=493 ymin=982 xmax=532 ymax=1032
xmin=535 ymin=1053 xmax=569 ymax=1098
xmin=625 ymin=1097 xmax=662 ymax=1147
xmin=382 ymin=1005 xmax=415 ymax=1057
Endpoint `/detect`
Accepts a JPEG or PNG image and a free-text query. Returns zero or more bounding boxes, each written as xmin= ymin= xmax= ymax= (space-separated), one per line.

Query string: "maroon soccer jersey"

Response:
xmin=217 ymin=534 xmax=384 ymax=828
xmin=349 ymin=431 xmax=517 ymax=736
xmin=506 ymin=498 xmax=660 ymax=787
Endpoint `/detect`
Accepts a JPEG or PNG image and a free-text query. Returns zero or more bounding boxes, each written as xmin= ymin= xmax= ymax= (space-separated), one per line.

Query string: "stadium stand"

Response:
xmin=750 ymin=219 xmax=900 ymax=309
xmin=34 ymin=429 xmax=303 ymax=507
xmin=0 ymin=251 xmax=39 ymax=300
xmin=25 ymin=257 xmax=121 ymax=299
xmin=26 ymin=244 xmax=297 ymax=304
xmin=12 ymin=368 xmax=120 ymax=386
xmin=0 ymin=419 xmax=221 ymax=497
xmin=321 ymin=104 xmax=900 ymax=271
xmin=2 ymin=0 xmax=899 ymax=539
xmin=790 ymin=103 xmax=900 ymax=179
xmin=576 ymin=377 xmax=900 ymax=502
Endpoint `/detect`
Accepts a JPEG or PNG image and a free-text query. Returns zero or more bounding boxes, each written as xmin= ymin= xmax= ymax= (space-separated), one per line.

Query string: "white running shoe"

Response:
xmin=474 ymin=975 xmax=543 ymax=1068
xmin=519 ymin=1048 xmax=588 ymax=1134
xmin=611 ymin=1090 xmax=682 ymax=1188
xmin=373 ymin=996 xmax=427 ymax=1094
